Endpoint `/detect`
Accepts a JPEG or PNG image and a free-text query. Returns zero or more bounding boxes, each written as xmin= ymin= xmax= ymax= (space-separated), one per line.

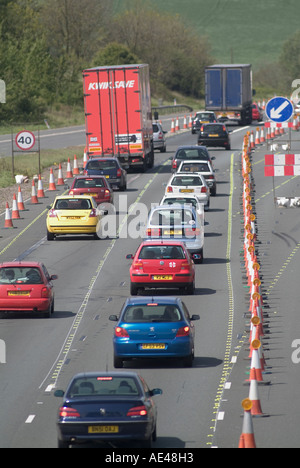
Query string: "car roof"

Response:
xmin=73 ymin=175 xmax=107 ymax=179
xmin=175 ymin=145 xmax=208 ymax=151
xmin=87 ymin=157 xmax=119 ymax=162
xmin=150 ymin=203 xmax=196 ymax=212
xmin=54 ymin=195 xmax=94 ymax=200
xmin=124 ymin=296 xmax=182 ymax=306
xmin=71 ymin=371 xmax=140 ymax=380
xmin=0 ymin=261 xmax=42 ymax=268
xmin=178 ymin=160 xmax=211 ymax=164
xmin=139 ymin=239 xmax=187 ymax=247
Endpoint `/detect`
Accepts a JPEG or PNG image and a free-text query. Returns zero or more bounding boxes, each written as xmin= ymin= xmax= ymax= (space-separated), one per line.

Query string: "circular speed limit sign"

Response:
xmin=15 ymin=130 xmax=36 ymax=150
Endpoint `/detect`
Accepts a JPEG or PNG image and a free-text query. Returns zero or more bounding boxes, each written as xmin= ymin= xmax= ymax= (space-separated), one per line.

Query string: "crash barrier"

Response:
xmin=238 ymin=130 xmax=276 ymax=447
xmin=2 ymin=154 xmax=80 ymax=229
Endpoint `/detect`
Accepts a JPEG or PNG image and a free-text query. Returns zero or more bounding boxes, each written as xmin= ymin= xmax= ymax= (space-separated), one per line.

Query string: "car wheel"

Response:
xmin=152 ymin=424 xmax=157 ymax=442
xmin=130 ymin=283 xmax=138 ymax=295
xmin=114 ymin=355 xmax=123 ymax=368
xmin=183 ymin=352 xmax=194 ymax=368
xmin=47 ymin=230 xmax=55 ymax=241
xmin=141 ymin=436 xmax=152 ymax=448
xmin=186 ymin=280 xmax=195 ymax=294
xmin=58 ymin=439 xmax=69 ymax=449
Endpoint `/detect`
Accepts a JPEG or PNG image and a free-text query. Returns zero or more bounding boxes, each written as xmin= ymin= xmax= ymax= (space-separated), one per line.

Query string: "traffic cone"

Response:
xmin=37 ymin=174 xmax=45 ymax=198
xmin=250 ymin=131 xmax=255 ymax=149
xmin=48 ymin=168 xmax=56 ymax=191
xmin=171 ymin=119 xmax=175 ymax=133
xmin=175 ymin=117 xmax=180 ymax=131
xmin=4 ymin=202 xmax=14 ymax=228
xmin=238 ymin=400 xmax=256 ymax=448
xmin=260 ymin=127 xmax=265 ymax=144
xmin=31 ymin=179 xmax=39 ymax=204
xmin=245 ymin=340 xmax=270 ymax=385
xmin=17 ymin=185 xmax=26 ymax=211
xmin=11 ymin=193 xmax=20 ymax=219
xmin=73 ymin=154 xmax=80 ymax=175
xmin=255 ymin=128 xmax=260 ymax=145
xmin=66 ymin=158 xmax=73 ymax=178
xmin=183 ymin=115 xmax=187 ymax=129
xmin=57 ymin=163 xmax=64 ymax=185
xmin=188 ymin=114 xmax=192 ymax=128
xmin=249 ymin=378 xmax=269 ymax=417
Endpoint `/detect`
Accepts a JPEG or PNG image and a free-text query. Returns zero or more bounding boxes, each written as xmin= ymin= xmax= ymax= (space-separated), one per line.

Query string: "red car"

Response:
xmin=126 ymin=240 xmax=197 ymax=295
xmin=68 ymin=176 xmax=114 ymax=206
xmin=0 ymin=262 xmax=57 ymax=318
xmin=252 ymin=102 xmax=263 ymax=122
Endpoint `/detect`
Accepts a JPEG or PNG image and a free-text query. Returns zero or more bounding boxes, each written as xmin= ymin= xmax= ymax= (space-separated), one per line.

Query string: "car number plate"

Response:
xmin=142 ymin=343 xmax=166 ymax=349
xmin=67 ymin=216 xmax=82 ymax=219
xmin=209 ymin=134 xmax=219 ymax=137
xmin=84 ymin=193 xmax=97 ymax=197
xmin=105 ymin=175 xmax=110 ymax=178
xmin=88 ymin=425 xmax=119 ymax=434
xmin=8 ymin=291 xmax=30 ymax=296
xmin=163 ymin=229 xmax=182 ymax=236
xmin=180 ymin=189 xmax=193 ymax=193
xmin=153 ymin=275 xmax=173 ymax=280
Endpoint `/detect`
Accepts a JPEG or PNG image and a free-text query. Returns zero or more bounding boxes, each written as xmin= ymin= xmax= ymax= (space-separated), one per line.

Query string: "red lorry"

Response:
xmin=83 ymin=64 xmax=154 ymax=171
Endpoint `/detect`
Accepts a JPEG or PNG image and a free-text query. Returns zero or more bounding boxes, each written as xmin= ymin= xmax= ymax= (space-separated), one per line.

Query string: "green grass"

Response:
xmin=115 ymin=0 xmax=300 ymax=70
xmin=0 ymin=146 xmax=84 ymax=188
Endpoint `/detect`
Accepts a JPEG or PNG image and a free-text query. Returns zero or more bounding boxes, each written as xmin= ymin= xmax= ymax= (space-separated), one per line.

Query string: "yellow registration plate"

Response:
xmin=142 ymin=343 xmax=166 ymax=349
xmin=88 ymin=425 xmax=119 ymax=434
xmin=66 ymin=216 xmax=82 ymax=220
xmin=8 ymin=291 xmax=30 ymax=296
xmin=84 ymin=193 xmax=97 ymax=197
xmin=209 ymin=134 xmax=219 ymax=137
xmin=163 ymin=229 xmax=182 ymax=236
xmin=180 ymin=189 xmax=193 ymax=193
xmin=153 ymin=275 xmax=172 ymax=280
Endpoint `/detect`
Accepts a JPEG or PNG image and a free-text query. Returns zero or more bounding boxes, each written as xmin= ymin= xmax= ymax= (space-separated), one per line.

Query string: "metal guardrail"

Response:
xmin=151 ymin=104 xmax=193 ymax=117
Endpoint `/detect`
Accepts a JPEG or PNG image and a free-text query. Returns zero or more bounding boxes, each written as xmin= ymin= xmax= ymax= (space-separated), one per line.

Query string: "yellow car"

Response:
xmin=46 ymin=195 xmax=106 ymax=240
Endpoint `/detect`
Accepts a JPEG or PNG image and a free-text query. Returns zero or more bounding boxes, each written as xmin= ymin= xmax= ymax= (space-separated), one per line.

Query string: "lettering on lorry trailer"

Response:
xmin=88 ymin=80 xmax=135 ymax=91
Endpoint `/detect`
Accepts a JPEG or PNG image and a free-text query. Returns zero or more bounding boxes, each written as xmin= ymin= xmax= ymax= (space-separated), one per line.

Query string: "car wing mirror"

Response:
xmin=191 ymin=314 xmax=200 ymax=321
xmin=109 ymin=315 xmax=119 ymax=322
xmin=150 ymin=388 xmax=163 ymax=396
xmin=50 ymin=275 xmax=58 ymax=281
xmin=126 ymin=254 xmax=133 ymax=259
xmin=54 ymin=389 xmax=65 ymax=397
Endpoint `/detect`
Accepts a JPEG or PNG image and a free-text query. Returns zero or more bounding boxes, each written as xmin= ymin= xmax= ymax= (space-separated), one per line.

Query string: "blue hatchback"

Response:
xmin=109 ymin=297 xmax=200 ymax=368
xmin=84 ymin=157 xmax=127 ymax=191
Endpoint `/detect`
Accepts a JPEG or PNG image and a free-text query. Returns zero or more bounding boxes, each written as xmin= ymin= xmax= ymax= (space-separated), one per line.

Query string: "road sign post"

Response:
xmin=12 ymin=128 xmax=40 ymax=178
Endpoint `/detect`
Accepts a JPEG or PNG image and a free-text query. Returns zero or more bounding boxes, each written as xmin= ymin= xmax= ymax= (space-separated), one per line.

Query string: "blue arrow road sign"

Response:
xmin=265 ymin=96 xmax=294 ymax=123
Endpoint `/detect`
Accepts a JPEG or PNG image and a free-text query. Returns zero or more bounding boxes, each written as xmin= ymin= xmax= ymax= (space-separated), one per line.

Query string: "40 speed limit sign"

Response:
xmin=15 ymin=130 xmax=36 ymax=150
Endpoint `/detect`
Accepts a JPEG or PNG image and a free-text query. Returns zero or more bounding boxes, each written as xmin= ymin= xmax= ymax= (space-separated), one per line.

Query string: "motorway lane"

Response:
xmin=212 ymin=128 xmax=300 ymax=448
xmin=0 ymin=124 xmax=252 ymax=448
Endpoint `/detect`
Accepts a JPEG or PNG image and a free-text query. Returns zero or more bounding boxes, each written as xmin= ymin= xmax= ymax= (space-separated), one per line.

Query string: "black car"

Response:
xmin=191 ymin=111 xmax=217 ymax=134
xmin=171 ymin=145 xmax=215 ymax=172
xmin=55 ymin=371 xmax=162 ymax=448
xmin=84 ymin=157 xmax=127 ymax=191
xmin=197 ymin=123 xmax=231 ymax=150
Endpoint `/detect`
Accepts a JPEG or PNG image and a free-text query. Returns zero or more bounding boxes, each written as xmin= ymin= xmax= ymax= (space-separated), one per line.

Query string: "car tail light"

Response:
xmin=200 ymin=125 xmax=204 ymax=132
xmin=89 ymin=209 xmax=97 ymax=217
xmin=48 ymin=209 xmax=57 ymax=218
xmin=166 ymin=186 xmax=173 ymax=193
xmin=59 ymin=407 xmax=80 ymax=418
xmin=83 ymin=169 xmax=88 ymax=175
xmin=69 ymin=190 xmax=74 ymax=195
xmin=104 ymin=189 xmax=110 ymax=197
xmin=223 ymin=126 xmax=226 ymax=132
xmin=41 ymin=287 xmax=51 ymax=298
xmin=117 ymin=169 xmax=122 ymax=177
xmin=127 ymin=406 xmax=148 ymax=417
xmin=201 ymin=186 xmax=207 ymax=193
xmin=176 ymin=326 xmax=190 ymax=337
xmin=115 ymin=327 xmax=129 ymax=338
xmin=172 ymin=160 xmax=177 ymax=170
xmin=180 ymin=261 xmax=190 ymax=270
xmin=133 ymin=261 xmax=143 ymax=269
xmin=185 ymin=227 xmax=200 ymax=237
xmin=146 ymin=228 xmax=161 ymax=237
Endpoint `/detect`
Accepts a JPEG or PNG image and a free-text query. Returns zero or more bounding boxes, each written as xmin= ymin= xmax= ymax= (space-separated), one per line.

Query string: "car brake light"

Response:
xmin=41 ymin=287 xmax=51 ymax=298
xmin=127 ymin=406 xmax=148 ymax=417
xmin=69 ymin=190 xmax=74 ymax=195
xmin=59 ymin=407 xmax=80 ymax=418
xmin=176 ymin=326 xmax=190 ymax=337
xmin=48 ymin=209 xmax=57 ymax=218
xmin=167 ymin=186 xmax=173 ymax=193
xmin=172 ymin=160 xmax=177 ymax=169
xmin=83 ymin=170 xmax=88 ymax=175
xmin=89 ymin=208 xmax=97 ymax=217
xmin=201 ymin=186 xmax=207 ymax=193
xmin=223 ymin=126 xmax=226 ymax=132
xmin=117 ymin=169 xmax=122 ymax=177
xmin=104 ymin=189 xmax=110 ymax=197
xmin=133 ymin=261 xmax=143 ymax=269
xmin=180 ymin=261 xmax=190 ymax=269
xmin=185 ymin=227 xmax=200 ymax=237
xmin=146 ymin=228 xmax=161 ymax=237
xmin=115 ymin=327 xmax=129 ymax=338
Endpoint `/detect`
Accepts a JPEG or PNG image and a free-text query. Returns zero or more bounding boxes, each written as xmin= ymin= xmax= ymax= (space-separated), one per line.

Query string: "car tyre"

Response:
xmin=47 ymin=230 xmax=55 ymax=241
xmin=183 ymin=352 xmax=194 ymax=368
xmin=186 ymin=280 xmax=195 ymax=295
xmin=130 ymin=283 xmax=138 ymax=296
xmin=58 ymin=439 xmax=69 ymax=449
xmin=114 ymin=355 xmax=123 ymax=368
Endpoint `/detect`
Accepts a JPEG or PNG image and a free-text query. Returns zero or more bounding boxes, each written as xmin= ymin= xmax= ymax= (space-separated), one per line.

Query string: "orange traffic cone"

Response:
xmin=4 ymin=202 xmax=14 ymax=228
xmin=57 ymin=163 xmax=64 ymax=185
xmin=48 ymin=168 xmax=56 ymax=191
xmin=171 ymin=119 xmax=175 ymax=133
xmin=255 ymin=128 xmax=260 ymax=145
xmin=11 ymin=194 xmax=20 ymax=219
xmin=188 ymin=114 xmax=192 ymax=128
xmin=17 ymin=185 xmax=26 ymax=211
xmin=31 ymin=179 xmax=39 ymax=204
xmin=66 ymin=158 xmax=73 ymax=178
xmin=260 ymin=127 xmax=265 ymax=144
xmin=73 ymin=155 xmax=80 ymax=175
xmin=175 ymin=117 xmax=180 ymax=131
xmin=37 ymin=175 xmax=45 ymax=198
xmin=183 ymin=115 xmax=187 ymax=129
xmin=238 ymin=400 xmax=256 ymax=448
xmin=249 ymin=378 xmax=269 ymax=417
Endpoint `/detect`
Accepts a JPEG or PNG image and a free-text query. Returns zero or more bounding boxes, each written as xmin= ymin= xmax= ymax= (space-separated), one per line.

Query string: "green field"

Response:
xmin=114 ymin=0 xmax=300 ymax=70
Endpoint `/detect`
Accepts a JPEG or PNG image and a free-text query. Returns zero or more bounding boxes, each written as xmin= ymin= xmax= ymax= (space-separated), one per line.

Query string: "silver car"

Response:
xmin=165 ymin=173 xmax=210 ymax=210
xmin=152 ymin=122 xmax=167 ymax=152
xmin=177 ymin=160 xmax=217 ymax=196
xmin=145 ymin=204 xmax=204 ymax=263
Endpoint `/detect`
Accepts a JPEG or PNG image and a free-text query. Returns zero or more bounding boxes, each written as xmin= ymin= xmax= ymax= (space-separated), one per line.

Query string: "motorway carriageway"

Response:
xmin=0 ymin=120 xmax=299 ymax=449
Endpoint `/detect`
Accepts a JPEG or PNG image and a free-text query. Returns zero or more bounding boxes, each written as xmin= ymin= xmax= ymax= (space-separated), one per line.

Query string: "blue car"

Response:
xmin=83 ymin=157 xmax=127 ymax=191
xmin=109 ymin=297 xmax=200 ymax=368
xmin=54 ymin=371 xmax=162 ymax=448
